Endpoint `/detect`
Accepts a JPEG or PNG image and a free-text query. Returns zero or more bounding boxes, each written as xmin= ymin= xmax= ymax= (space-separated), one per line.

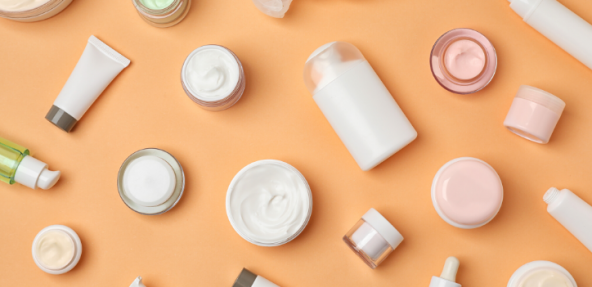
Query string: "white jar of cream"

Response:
xmin=226 ymin=160 xmax=312 ymax=246
xmin=32 ymin=225 xmax=82 ymax=275
xmin=507 ymin=261 xmax=577 ymax=287
xmin=0 ymin=0 xmax=72 ymax=22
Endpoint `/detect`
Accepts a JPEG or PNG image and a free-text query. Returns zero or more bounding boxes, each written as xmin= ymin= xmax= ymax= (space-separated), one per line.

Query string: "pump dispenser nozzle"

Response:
xmin=429 ymin=257 xmax=461 ymax=287
xmin=129 ymin=276 xmax=146 ymax=287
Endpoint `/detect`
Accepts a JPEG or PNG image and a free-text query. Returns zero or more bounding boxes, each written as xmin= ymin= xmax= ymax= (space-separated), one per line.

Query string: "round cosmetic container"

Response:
xmin=430 ymin=28 xmax=497 ymax=94
xmin=181 ymin=45 xmax=246 ymax=111
xmin=226 ymin=160 xmax=312 ymax=247
xmin=117 ymin=148 xmax=185 ymax=215
xmin=432 ymin=157 xmax=503 ymax=229
xmin=504 ymin=85 xmax=566 ymax=144
xmin=0 ymin=0 xmax=72 ymax=22
xmin=343 ymin=208 xmax=403 ymax=269
xmin=132 ymin=0 xmax=191 ymax=28
xmin=32 ymin=225 xmax=82 ymax=275
xmin=507 ymin=261 xmax=577 ymax=287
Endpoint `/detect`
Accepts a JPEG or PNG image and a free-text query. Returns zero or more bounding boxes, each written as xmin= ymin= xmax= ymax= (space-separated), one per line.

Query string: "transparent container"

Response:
xmin=132 ymin=0 xmax=191 ymax=28
xmin=343 ymin=208 xmax=403 ymax=269
xmin=0 ymin=0 xmax=72 ymax=22
xmin=181 ymin=45 xmax=246 ymax=111
xmin=0 ymin=136 xmax=60 ymax=189
xmin=0 ymin=137 xmax=29 ymax=185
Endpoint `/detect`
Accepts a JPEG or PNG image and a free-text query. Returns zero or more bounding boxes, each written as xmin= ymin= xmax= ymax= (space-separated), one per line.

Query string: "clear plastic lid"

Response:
xmin=303 ymin=41 xmax=365 ymax=94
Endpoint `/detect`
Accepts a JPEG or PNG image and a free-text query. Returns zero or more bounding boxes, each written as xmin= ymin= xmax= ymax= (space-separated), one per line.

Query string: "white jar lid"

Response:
xmin=123 ymin=155 xmax=176 ymax=207
xmin=362 ymin=208 xmax=403 ymax=250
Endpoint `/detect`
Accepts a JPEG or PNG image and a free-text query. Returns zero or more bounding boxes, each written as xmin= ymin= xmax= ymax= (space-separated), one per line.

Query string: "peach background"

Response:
xmin=1 ymin=0 xmax=592 ymax=286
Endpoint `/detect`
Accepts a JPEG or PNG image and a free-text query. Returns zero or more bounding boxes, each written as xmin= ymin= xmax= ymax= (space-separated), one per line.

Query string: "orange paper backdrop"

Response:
xmin=1 ymin=0 xmax=592 ymax=286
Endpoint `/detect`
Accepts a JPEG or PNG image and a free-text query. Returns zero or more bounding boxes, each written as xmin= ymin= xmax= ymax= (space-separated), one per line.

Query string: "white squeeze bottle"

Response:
xmin=544 ymin=187 xmax=592 ymax=253
xmin=429 ymin=257 xmax=461 ymax=287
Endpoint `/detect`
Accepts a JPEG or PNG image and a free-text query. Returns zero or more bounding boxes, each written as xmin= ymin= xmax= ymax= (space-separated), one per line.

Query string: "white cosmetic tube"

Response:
xmin=544 ymin=188 xmax=592 ymax=253
xmin=508 ymin=0 xmax=592 ymax=70
xmin=46 ymin=35 xmax=131 ymax=132
xmin=233 ymin=269 xmax=280 ymax=287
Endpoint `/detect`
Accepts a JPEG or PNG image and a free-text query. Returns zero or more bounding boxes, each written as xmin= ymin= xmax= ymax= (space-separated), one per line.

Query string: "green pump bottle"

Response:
xmin=0 ymin=137 xmax=60 ymax=189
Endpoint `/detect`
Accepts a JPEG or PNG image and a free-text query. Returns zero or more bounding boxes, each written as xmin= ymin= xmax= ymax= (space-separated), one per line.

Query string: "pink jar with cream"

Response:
xmin=432 ymin=157 xmax=503 ymax=229
xmin=504 ymin=85 xmax=566 ymax=144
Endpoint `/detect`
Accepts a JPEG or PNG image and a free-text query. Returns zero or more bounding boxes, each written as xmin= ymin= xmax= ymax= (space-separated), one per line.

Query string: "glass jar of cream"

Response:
xmin=32 ymin=225 xmax=82 ymax=275
xmin=132 ymin=0 xmax=191 ymax=28
xmin=117 ymin=148 xmax=185 ymax=215
xmin=507 ymin=261 xmax=577 ymax=287
xmin=226 ymin=160 xmax=312 ymax=247
xmin=0 ymin=0 xmax=72 ymax=22
xmin=181 ymin=45 xmax=246 ymax=111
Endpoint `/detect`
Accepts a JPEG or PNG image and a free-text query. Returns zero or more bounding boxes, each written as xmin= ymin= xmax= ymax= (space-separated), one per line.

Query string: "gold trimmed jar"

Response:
xmin=132 ymin=0 xmax=191 ymax=28
xmin=0 ymin=0 xmax=72 ymax=22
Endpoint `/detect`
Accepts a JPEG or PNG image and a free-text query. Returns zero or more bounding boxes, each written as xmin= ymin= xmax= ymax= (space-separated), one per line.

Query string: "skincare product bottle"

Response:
xmin=429 ymin=257 xmax=461 ymax=287
xmin=0 ymin=0 xmax=72 ymax=22
xmin=430 ymin=29 xmax=497 ymax=94
xmin=32 ymin=225 xmax=82 ymax=275
xmin=432 ymin=157 xmax=503 ymax=229
xmin=544 ymin=187 xmax=592 ymax=253
xmin=507 ymin=261 xmax=577 ymax=287
xmin=504 ymin=85 xmax=565 ymax=144
xmin=132 ymin=0 xmax=191 ymax=28
xmin=343 ymin=208 xmax=403 ymax=269
xmin=507 ymin=0 xmax=592 ymax=70
xmin=130 ymin=276 xmax=147 ymax=287
xmin=233 ymin=268 xmax=279 ymax=287
xmin=46 ymin=35 xmax=130 ymax=133
xmin=117 ymin=148 xmax=185 ymax=215
xmin=0 ymin=136 xmax=60 ymax=189
xmin=303 ymin=41 xmax=417 ymax=171
xmin=251 ymin=0 xmax=292 ymax=18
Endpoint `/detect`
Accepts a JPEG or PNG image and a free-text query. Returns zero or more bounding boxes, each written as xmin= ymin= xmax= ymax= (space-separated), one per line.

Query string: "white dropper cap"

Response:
xmin=429 ymin=257 xmax=461 ymax=287
xmin=14 ymin=155 xmax=61 ymax=189
xmin=129 ymin=276 xmax=147 ymax=287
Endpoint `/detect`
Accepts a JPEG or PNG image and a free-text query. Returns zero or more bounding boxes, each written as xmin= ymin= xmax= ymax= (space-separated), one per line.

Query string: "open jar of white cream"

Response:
xmin=132 ymin=0 xmax=191 ymax=28
xmin=226 ymin=160 xmax=312 ymax=246
xmin=0 ymin=0 xmax=72 ymax=22
xmin=32 ymin=225 xmax=82 ymax=275
xmin=507 ymin=261 xmax=577 ymax=287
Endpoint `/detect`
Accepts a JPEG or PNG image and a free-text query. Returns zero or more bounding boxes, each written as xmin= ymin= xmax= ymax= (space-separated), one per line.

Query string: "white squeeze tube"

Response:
xmin=45 ymin=35 xmax=131 ymax=132
xmin=507 ymin=0 xmax=592 ymax=70
xmin=544 ymin=187 xmax=592 ymax=253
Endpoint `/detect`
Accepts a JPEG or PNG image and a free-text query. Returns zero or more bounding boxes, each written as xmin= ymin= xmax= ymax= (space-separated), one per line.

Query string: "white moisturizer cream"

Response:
xmin=0 ymin=0 xmax=49 ymax=11
xmin=32 ymin=225 xmax=82 ymax=275
xmin=184 ymin=45 xmax=240 ymax=100
xmin=227 ymin=160 xmax=312 ymax=246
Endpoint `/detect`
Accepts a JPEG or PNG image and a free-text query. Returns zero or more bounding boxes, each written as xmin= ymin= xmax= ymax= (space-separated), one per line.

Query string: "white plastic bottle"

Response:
xmin=303 ymin=42 xmax=417 ymax=171
xmin=544 ymin=187 xmax=592 ymax=253
xmin=507 ymin=0 xmax=592 ymax=70
xmin=429 ymin=257 xmax=461 ymax=287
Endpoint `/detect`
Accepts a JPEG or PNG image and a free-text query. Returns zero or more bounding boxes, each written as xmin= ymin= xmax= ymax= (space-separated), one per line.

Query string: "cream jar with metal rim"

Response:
xmin=0 ymin=0 xmax=72 ymax=22
xmin=117 ymin=148 xmax=185 ymax=215
xmin=507 ymin=261 xmax=577 ymax=287
xmin=226 ymin=160 xmax=312 ymax=246
xmin=132 ymin=0 xmax=191 ymax=28
xmin=32 ymin=225 xmax=82 ymax=275
xmin=181 ymin=45 xmax=246 ymax=111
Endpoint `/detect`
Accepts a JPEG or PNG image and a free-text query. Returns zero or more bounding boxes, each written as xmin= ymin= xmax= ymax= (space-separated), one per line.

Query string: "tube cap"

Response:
xmin=45 ymin=105 xmax=77 ymax=133
xmin=14 ymin=155 xmax=60 ymax=189
xmin=361 ymin=208 xmax=403 ymax=250
xmin=129 ymin=276 xmax=147 ymax=287
xmin=233 ymin=268 xmax=258 ymax=287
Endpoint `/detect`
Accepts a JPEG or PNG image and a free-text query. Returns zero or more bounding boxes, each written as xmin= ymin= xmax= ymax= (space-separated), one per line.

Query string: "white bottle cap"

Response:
xmin=14 ymin=155 xmax=61 ymax=189
xmin=429 ymin=257 xmax=461 ymax=287
xmin=129 ymin=276 xmax=147 ymax=287
xmin=361 ymin=208 xmax=403 ymax=249
xmin=123 ymin=155 xmax=176 ymax=207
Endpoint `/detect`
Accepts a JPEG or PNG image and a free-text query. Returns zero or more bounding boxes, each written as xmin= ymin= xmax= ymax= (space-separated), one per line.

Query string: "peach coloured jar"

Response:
xmin=430 ymin=28 xmax=497 ymax=94
xmin=504 ymin=85 xmax=566 ymax=144
xmin=431 ymin=157 xmax=503 ymax=229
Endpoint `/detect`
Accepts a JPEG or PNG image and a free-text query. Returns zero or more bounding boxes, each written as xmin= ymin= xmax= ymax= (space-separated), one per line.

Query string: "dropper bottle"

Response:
xmin=0 ymin=136 xmax=60 ymax=189
xmin=429 ymin=257 xmax=461 ymax=287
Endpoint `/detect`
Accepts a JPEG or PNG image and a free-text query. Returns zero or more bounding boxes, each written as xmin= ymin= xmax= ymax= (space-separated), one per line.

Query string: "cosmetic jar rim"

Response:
xmin=132 ymin=0 xmax=190 ymax=28
xmin=0 ymin=0 xmax=71 ymax=20
xmin=181 ymin=44 xmax=245 ymax=109
xmin=430 ymin=28 xmax=497 ymax=94
xmin=431 ymin=157 xmax=503 ymax=229
xmin=133 ymin=0 xmax=182 ymax=15
xmin=515 ymin=85 xmax=566 ymax=114
xmin=32 ymin=224 xmax=82 ymax=275
xmin=507 ymin=260 xmax=577 ymax=287
xmin=117 ymin=148 xmax=185 ymax=215
xmin=226 ymin=159 xmax=313 ymax=247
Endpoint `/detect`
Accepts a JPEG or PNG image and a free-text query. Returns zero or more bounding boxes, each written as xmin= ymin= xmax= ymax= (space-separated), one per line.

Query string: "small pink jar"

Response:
xmin=504 ymin=85 xmax=566 ymax=144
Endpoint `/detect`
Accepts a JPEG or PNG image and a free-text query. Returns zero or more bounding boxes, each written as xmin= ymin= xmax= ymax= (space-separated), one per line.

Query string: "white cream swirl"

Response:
xmin=0 ymin=0 xmax=49 ymax=11
xmin=227 ymin=160 xmax=311 ymax=245
xmin=184 ymin=46 xmax=240 ymax=101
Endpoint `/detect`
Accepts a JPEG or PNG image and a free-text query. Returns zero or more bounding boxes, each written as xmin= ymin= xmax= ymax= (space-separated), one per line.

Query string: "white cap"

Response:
xmin=429 ymin=257 xmax=462 ymax=287
xmin=14 ymin=155 xmax=60 ymax=189
xmin=130 ymin=276 xmax=147 ymax=287
xmin=123 ymin=156 xmax=176 ymax=207
xmin=361 ymin=208 xmax=403 ymax=249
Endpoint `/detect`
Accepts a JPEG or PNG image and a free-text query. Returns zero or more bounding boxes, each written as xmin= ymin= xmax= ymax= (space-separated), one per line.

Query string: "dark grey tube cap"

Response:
xmin=233 ymin=268 xmax=257 ymax=287
xmin=45 ymin=105 xmax=77 ymax=133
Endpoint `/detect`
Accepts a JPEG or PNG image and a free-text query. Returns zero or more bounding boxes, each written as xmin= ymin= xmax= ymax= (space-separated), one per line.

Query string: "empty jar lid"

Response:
xmin=431 ymin=157 xmax=503 ymax=229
